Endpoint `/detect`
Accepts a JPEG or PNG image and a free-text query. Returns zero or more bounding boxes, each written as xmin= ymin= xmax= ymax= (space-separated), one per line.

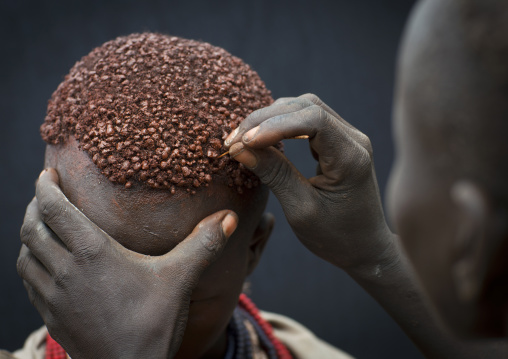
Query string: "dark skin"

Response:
xmin=18 ymin=0 xmax=508 ymax=356
xmin=226 ymin=0 xmax=508 ymax=354
xmin=19 ymin=137 xmax=273 ymax=359
xmin=225 ymin=94 xmax=504 ymax=358
xmin=20 ymin=102 xmax=507 ymax=357
xmin=388 ymin=0 xmax=508 ymax=339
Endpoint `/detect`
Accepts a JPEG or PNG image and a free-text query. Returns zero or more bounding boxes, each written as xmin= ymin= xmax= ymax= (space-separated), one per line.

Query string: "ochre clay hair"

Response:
xmin=41 ymin=33 xmax=275 ymax=194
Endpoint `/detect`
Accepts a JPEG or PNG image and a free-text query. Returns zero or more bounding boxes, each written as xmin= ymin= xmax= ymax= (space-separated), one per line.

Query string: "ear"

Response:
xmin=450 ymin=180 xmax=508 ymax=335
xmin=246 ymin=212 xmax=274 ymax=276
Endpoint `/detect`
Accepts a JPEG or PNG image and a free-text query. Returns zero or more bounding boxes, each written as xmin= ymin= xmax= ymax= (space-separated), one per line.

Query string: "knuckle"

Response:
xmin=273 ymin=97 xmax=292 ymax=105
xmin=20 ymin=222 xmax=36 ymax=245
xmin=359 ymin=133 xmax=373 ymax=156
xmin=360 ymin=146 xmax=374 ymax=168
xmin=17 ymin=253 xmax=31 ymax=278
xmin=323 ymin=135 xmax=372 ymax=184
xmin=351 ymin=130 xmax=374 ymax=158
xmin=246 ymin=107 xmax=263 ymax=124
xmin=299 ymin=98 xmax=315 ymax=109
xmin=199 ymin=228 xmax=224 ymax=255
xmin=294 ymin=97 xmax=314 ymax=108
xmin=247 ymin=108 xmax=260 ymax=121
xmin=16 ymin=257 xmax=24 ymax=277
xmin=283 ymin=96 xmax=313 ymax=109
xmin=45 ymin=292 xmax=59 ymax=313
xmin=257 ymin=157 xmax=291 ymax=192
xmin=74 ymin=240 xmax=103 ymax=263
xmin=308 ymin=105 xmax=328 ymax=123
xmin=301 ymin=93 xmax=322 ymax=105
xmin=53 ymin=268 xmax=70 ymax=287
xmin=39 ymin=195 xmax=65 ymax=224
xmin=21 ymin=222 xmax=46 ymax=247
xmin=348 ymin=144 xmax=373 ymax=180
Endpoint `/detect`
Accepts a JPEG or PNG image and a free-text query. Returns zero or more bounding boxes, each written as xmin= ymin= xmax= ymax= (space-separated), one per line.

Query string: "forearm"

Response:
xmin=224 ymin=94 xmax=508 ymax=357
xmin=346 ymin=231 xmax=508 ymax=359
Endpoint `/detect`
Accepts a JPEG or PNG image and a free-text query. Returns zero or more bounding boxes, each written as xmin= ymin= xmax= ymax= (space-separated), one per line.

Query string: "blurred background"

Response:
xmin=0 ymin=0 xmax=419 ymax=357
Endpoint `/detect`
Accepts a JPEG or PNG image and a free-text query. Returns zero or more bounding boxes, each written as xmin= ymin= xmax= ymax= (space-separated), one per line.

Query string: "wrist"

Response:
xmin=343 ymin=225 xmax=400 ymax=281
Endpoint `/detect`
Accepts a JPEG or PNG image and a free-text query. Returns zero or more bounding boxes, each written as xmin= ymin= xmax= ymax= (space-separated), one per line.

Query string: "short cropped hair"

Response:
xmin=41 ymin=33 xmax=274 ymax=194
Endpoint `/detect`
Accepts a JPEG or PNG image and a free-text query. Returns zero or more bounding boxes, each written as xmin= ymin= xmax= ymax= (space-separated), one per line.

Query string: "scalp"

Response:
xmin=41 ymin=33 xmax=276 ymax=194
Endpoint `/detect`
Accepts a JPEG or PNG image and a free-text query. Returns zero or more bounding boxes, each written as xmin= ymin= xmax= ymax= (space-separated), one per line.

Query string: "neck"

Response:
xmin=174 ymin=329 xmax=228 ymax=359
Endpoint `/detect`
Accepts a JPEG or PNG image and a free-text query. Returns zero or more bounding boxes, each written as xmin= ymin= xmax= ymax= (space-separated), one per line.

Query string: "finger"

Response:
xmin=224 ymin=97 xmax=315 ymax=148
xmin=240 ymin=103 xmax=338 ymax=148
xmin=238 ymin=105 xmax=369 ymax=181
xmin=163 ymin=210 xmax=238 ymax=284
xmin=36 ymin=168 xmax=108 ymax=255
xmin=300 ymin=94 xmax=371 ymax=151
xmin=272 ymin=97 xmax=296 ymax=105
xmin=229 ymin=142 xmax=315 ymax=211
xmin=309 ymin=142 xmax=319 ymax=161
xmin=274 ymin=95 xmax=344 ymax=124
xmin=224 ymin=94 xmax=350 ymax=148
xmin=17 ymin=245 xmax=53 ymax=297
xmin=21 ymin=198 xmax=70 ymax=275
xmin=299 ymin=93 xmax=357 ymax=131
xmin=23 ymin=280 xmax=51 ymax=322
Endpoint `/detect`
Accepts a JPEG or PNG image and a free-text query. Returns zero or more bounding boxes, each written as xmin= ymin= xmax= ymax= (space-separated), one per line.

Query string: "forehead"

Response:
xmin=46 ymin=139 xmax=264 ymax=255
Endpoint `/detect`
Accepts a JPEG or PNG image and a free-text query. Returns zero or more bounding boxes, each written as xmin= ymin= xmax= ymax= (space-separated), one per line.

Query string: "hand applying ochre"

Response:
xmin=224 ymin=93 xmax=508 ymax=359
xmin=224 ymin=93 xmax=392 ymax=270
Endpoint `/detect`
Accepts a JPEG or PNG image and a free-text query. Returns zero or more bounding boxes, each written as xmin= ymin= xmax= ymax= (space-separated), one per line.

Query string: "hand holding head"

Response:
xmin=19 ymin=32 xmax=275 ymax=358
xmin=19 ymin=168 xmax=239 ymax=359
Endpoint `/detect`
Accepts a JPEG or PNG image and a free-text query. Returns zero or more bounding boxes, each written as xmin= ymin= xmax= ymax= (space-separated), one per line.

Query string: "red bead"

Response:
xmin=239 ymin=294 xmax=293 ymax=359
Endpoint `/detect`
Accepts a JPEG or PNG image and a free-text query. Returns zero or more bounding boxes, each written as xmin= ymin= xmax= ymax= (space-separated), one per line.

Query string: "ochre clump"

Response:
xmin=41 ymin=33 xmax=276 ymax=194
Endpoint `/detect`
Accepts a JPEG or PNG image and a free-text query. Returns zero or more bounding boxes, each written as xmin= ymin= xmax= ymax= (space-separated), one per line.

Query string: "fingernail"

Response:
xmin=224 ymin=128 xmax=240 ymax=147
xmin=39 ymin=169 xmax=47 ymax=179
xmin=231 ymin=145 xmax=258 ymax=169
xmin=243 ymin=126 xmax=259 ymax=143
xmin=229 ymin=142 xmax=245 ymax=157
xmin=222 ymin=212 xmax=238 ymax=238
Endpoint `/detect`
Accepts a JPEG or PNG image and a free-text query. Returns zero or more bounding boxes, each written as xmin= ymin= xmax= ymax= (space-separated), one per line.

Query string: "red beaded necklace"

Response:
xmin=44 ymin=334 xmax=66 ymax=359
xmin=45 ymin=294 xmax=292 ymax=359
xmin=238 ymin=294 xmax=292 ymax=359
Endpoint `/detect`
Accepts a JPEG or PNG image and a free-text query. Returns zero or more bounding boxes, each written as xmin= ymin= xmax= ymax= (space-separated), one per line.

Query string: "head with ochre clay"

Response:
xmin=388 ymin=0 xmax=508 ymax=338
xmin=42 ymin=33 xmax=276 ymax=358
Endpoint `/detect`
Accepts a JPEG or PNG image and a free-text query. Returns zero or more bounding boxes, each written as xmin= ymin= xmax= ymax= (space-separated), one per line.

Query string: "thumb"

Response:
xmin=164 ymin=210 xmax=238 ymax=282
xmin=229 ymin=142 xmax=314 ymax=211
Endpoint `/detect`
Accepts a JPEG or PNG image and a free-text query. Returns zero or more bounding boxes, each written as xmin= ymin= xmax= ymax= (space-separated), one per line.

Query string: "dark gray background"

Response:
xmin=0 ymin=0 xmax=420 ymax=357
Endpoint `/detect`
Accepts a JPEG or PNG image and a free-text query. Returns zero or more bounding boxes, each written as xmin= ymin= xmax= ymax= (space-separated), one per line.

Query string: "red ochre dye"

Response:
xmin=41 ymin=33 xmax=277 ymax=194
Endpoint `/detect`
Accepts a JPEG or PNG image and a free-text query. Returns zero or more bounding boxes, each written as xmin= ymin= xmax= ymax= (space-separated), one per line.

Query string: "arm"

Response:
xmin=347 ymin=231 xmax=507 ymax=358
xmin=225 ymin=93 xmax=508 ymax=358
